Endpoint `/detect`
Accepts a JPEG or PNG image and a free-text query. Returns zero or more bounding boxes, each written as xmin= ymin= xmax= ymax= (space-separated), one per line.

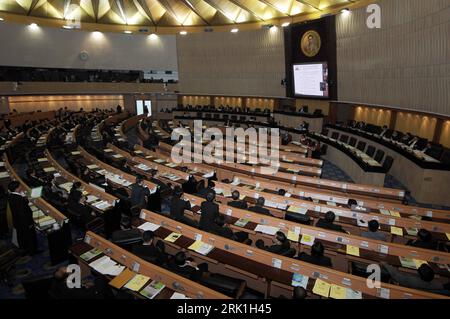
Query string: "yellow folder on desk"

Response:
xmin=124 ymin=274 xmax=150 ymax=292
xmin=287 ymin=231 xmax=300 ymax=242
xmin=300 ymin=234 xmax=315 ymax=246
xmin=390 ymin=226 xmax=403 ymax=236
xmin=389 ymin=211 xmax=401 ymax=217
xmin=330 ymin=284 xmax=346 ymax=299
xmin=414 ymin=259 xmax=428 ymax=269
xmin=346 ymin=245 xmax=360 ymax=257
xmin=222 ymin=190 xmax=232 ymax=198
xmin=188 ymin=240 xmax=203 ymax=251
xmin=164 ymin=232 xmax=182 ymax=243
xmin=312 ymin=279 xmax=330 ymax=298
xmin=446 ymin=233 xmax=450 ymax=241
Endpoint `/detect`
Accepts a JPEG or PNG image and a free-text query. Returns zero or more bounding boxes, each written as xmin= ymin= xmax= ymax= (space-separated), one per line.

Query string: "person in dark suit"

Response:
xmin=67 ymin=190 xmax=94 ymax=229
xmin=228 ymin=190 xmax=248 ymax=210
xmin=132 ymin=231 xmax=159 ymax=263
xmin=8 ymin=181 xmax=38 ymax=255
xmin=196 ymin=180 xmax=215 ymax=199
xmin=296 ymin=242 xmax=332 ymax=267
xmin=210 ymin=215 xmax=234 ymax=240
xmin=169 ymin=187 xmax=197 ymax=227
xmin=316 ymin=211 xmax=346 ymax=233
xmin=407 ymin=229 xmax=438 ymax=250
xmin=68 ymin=182 xmax=83 ymax=204
xmin=382 ymin=263 xmax=446 ymax=293
xmin=248 ymin=197 xmax=272 ymax=216
xmin=266 ymin=232 xmax=291 ymax=255
xmin=167 ymin=252 xmax=204 ymax=281
xmin=199 ymin=191 xmax=219 ymax=230
xmin=50 ymin=266 xmax=113 ymax=299
xmin=130 ymin=175 xmax=150 ymax=209
xmin=182 ymin=175 xmax=197 ymax=194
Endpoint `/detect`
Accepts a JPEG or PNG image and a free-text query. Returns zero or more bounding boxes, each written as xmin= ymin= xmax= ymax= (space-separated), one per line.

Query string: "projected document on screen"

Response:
xmin=293 ymin=63 xmax=329 ymax=98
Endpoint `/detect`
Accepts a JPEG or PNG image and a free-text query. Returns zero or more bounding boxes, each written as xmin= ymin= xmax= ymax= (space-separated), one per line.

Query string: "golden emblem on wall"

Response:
xmin=301 ymin=30 xmax=321 ymax=57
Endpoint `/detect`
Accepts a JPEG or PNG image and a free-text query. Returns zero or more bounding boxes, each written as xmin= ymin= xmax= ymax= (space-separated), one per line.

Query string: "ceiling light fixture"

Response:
xmin=231 ymin=28 xmax=239 ymax=33
xmin=124 ymin=30 xmax=132 ymax=34
xmin=180 ymin=31 xmax=187 ymax=35
xmin=281 ymin=22 xmax=290 ymax=27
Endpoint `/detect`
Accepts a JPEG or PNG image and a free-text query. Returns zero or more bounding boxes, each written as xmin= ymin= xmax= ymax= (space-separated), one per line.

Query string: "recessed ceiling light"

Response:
xmin=341 ymin=8 xmax=350 ymax=14
xmin=281 ymin=22 xmax=290 ymax=27
xmin=180 ymin=31 xmax=187 ymax=35
xmin=231 ymin=28 xmax=239 ymax=33
xmin=149 ymin=33 xmax=158 ymax=39
xmin=29 ymin=23 xmax=38 ymax=29
xmin=124 ymin=30 xmax=132 ymax=34
xmin=62 ymin=25 xmax=73 ymax=29
xmin=0 ymin=18 xmax=4 ymax=22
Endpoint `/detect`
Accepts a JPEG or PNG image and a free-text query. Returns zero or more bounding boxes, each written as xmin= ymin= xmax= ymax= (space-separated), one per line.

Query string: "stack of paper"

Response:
xmin=254 ymin=225 xmax=279 ymax=236
xmin=89 ymin=256 xmax=125 ymax=276
xmin=80 ymin=248 xmax=102 ymax=261
xmin=264 ymin=200 xmax=279 ymax=209
xmin=92 ymin=201 xmax=113 ymax=211
xmin=170 ymin=292 xmax=190 ymax=299
xmin=287 ymin=206 xmax=308 ymax=215
xmin=399 ymin=257 xmax=417 ymax=269
xmin=234 ymin=218 xmax=249 ymax=228
xmin=188 ymin=241 xmax=214 ymax=256
xmin=87 ymin=164 xmax=99 ymax=170
xmin=58 ymin=182 xmax=73 ymax=193
xmin=139 ymin=280 xmax=165 ymax=299
xmin=138 ymin=222 xmax=160 ymax=232
xmin=86 ymin=195 xmax=99 ymax=203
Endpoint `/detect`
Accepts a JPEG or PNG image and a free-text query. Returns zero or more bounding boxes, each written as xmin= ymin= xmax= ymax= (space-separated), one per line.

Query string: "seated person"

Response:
xmin=167 ymin=252 xmax=205 ymax=282
xmin=296 ymin=242 xmax=332 ymax=267
xmin=132 ymin=231 xmax=159 ymax=263
xmin=267 ymin=231 xmax=291 ymax=255
xmin=293 ymin=287 xmax=307 ymax=299
xmin=382 ymin=262 xmax=447 ymax=293
xmin=347 ymin=199 xmax=358 ymax=210
xmin=210 ymin=215 xmax=234 ymax=240
xmin=316 ymin=211 xmax=346 ymax=233
xmin=199 ymin=191 xmax=219 ymax=230
xmin=361 ymin=220 xmax=388 ymax=242
xmin=50 ymin=266 xmax=112 ymax=299
xmin=67 ymin=191 xmax=94 ymax=228
xmin=407 ymin=229 xmax=438 ymax=250
xmin=196 ymin=179 xmax=215 ymax=199
xmin=248 ymin=197 xmax=272 ymax=216
xmin=227 ymin=190 xmax=248 ymax=209
xmin=169 ymin=187 xmax=197 ymax=227
xmin=68 ymin=182 xmax=83 ymax=204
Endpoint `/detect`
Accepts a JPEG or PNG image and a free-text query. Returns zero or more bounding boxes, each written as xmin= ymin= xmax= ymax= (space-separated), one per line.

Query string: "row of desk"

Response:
xmin=327 ymin=125 xmax=450 ymax=206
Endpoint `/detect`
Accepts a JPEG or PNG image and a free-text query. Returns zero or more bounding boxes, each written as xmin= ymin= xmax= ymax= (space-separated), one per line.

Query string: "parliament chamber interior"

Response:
xmin=0 ymin=0 xmax=449 ymax=307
